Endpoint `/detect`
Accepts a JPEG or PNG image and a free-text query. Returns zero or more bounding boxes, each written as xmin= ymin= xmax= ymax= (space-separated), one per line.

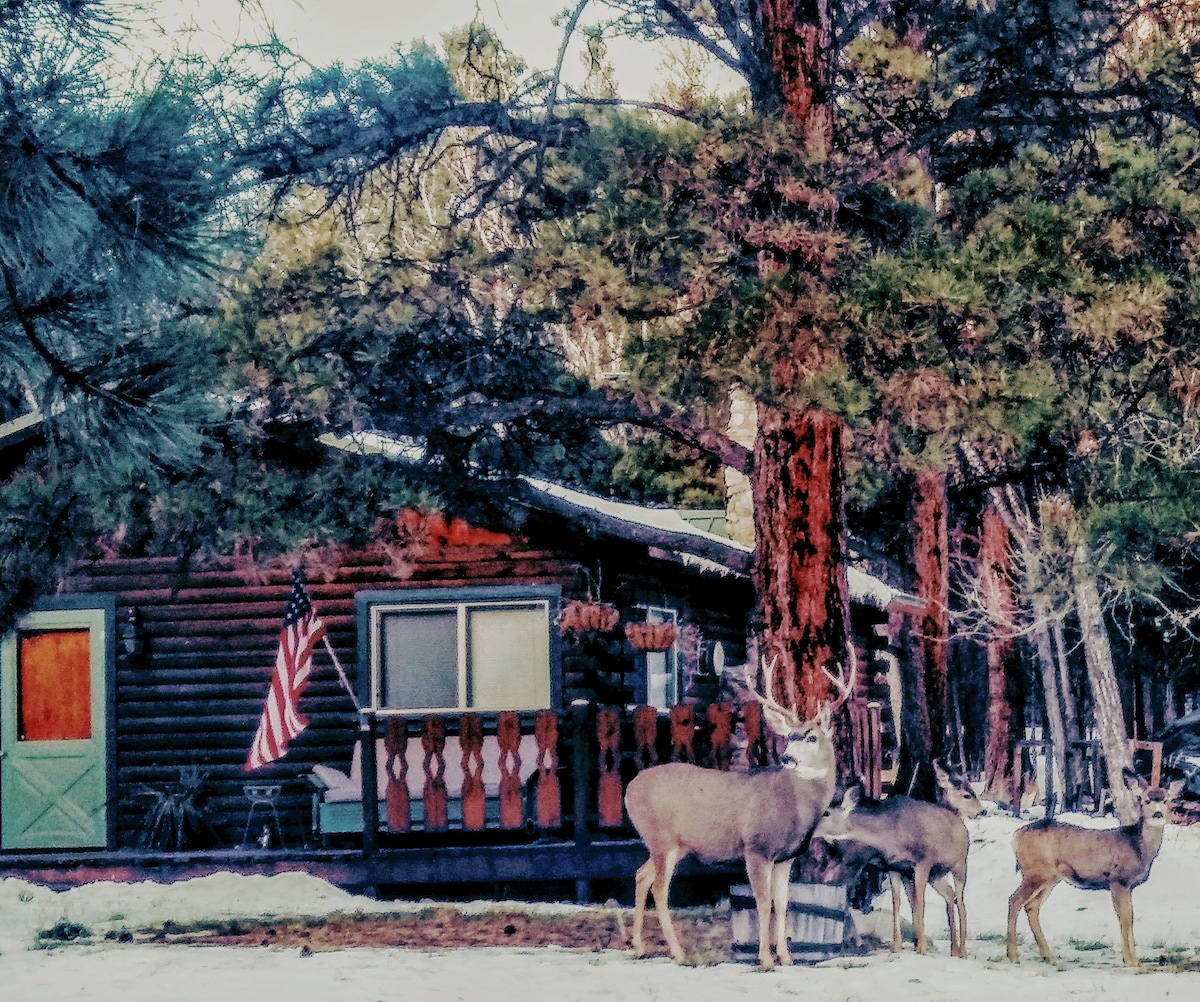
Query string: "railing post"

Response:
xmin=571 ymin=701 xmax=592 ymax=904
xmin=361 ymin=713 xmax=378 ymax=856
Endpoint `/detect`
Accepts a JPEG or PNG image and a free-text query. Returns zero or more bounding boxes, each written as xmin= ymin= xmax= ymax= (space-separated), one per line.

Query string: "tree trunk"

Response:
xmin=980 ymin=503 xmax=1026 ymax=802
xmin=891 ymin=601 xmax=935 ymax=799
xmin=1029 ymin=599 xmax=1068 ymax=810
xmin=1072 ymin=543 xmax=1137 ymax=823
xmin=752 ymin=406 xmax=852 ymax=717
xmin=911 ymin=468 xmax=950 ymax=760
xmin=758 ymin=0 xmax=833 ymax=153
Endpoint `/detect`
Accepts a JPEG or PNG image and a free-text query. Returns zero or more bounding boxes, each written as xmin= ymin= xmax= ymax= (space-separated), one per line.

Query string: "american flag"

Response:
xmin=245 ymin=575 xmax=327 ymax=771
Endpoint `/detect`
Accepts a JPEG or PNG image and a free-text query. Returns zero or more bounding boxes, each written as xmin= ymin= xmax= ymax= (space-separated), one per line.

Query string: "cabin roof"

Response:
xmin=520 ymin=478 xmax=910 ymax=611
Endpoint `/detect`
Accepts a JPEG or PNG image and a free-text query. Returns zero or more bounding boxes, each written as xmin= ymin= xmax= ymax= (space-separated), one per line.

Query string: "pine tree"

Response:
xmin=0 ymin=1 xmax=239 ymax=631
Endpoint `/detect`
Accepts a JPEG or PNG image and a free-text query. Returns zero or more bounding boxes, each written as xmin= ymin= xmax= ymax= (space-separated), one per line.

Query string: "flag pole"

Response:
xmin=322 ymin=635 xmax=362 ymax=712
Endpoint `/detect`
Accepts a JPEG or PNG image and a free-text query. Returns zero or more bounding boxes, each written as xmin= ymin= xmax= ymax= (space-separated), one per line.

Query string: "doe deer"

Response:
xmin=1006 ymin=769 xmax=1184 ymax=967
xmin=624 ymin=653 xmax=854 ymax=968
xmin=815 ymin=759 xmax=983 ymax=958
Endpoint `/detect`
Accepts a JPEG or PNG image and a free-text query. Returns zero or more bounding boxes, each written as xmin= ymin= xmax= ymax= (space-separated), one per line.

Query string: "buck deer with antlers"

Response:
xmin=1007 ymin=769 xmax=1184 ymax=967
xmin=815 ymin=759 xmax=984 ymax=958
xmin=624 ymin=652 xmax=854 ymax=968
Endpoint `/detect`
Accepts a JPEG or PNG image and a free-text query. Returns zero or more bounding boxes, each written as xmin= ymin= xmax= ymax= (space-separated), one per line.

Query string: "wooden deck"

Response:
xmin=0 ymin=839 xmax=738 ymax=902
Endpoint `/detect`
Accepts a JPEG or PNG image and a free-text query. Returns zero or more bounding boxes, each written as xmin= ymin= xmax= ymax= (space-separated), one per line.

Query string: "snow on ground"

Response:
xmin=2 ymin=809 xmax=1200 ymax=1001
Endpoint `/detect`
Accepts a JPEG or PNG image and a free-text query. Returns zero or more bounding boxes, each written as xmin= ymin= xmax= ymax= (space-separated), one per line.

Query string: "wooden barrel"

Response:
xmin=729 ymin=882 xmax=850 ymax=963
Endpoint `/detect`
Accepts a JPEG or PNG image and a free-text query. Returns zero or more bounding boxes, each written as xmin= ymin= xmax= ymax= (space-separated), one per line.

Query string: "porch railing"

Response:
xmin=352 ymin=700 xmax=882 ymax=852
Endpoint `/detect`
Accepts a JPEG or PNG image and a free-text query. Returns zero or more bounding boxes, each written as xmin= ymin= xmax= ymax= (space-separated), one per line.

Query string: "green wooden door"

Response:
xmin=1 ymin=605 xmax=110 ymax=849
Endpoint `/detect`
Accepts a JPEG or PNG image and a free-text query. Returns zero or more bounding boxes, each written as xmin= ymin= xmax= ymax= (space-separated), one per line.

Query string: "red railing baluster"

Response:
xmin=384 ymin=717 xmax=410 ymax=832
xmin=633 ymin=705 xmax=658 ymax=771
xmin=707 ymin=702 xmax=735 ymax=771
xmin=597 ymin=706 xmax=623 ymax=827
xmin=498 ymin=711 xmax=523 ymax=829
xmin=422 ymin=714 xmax=448 ymax=831
xmin=535 ymin=709 xmax=561 ymax=828
xmin=670 ymin=704 xmax=695 ymax=763
xmin=460 ymin=713 xmax=486 ymax=830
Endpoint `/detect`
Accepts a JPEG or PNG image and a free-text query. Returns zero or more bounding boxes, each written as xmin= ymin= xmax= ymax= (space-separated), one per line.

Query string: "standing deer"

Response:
xmin=814 ymin=760 xmax=984 ymax=958
xmin=1007 ymin=769 xmax=1184 ymax=967
xmin=624 ymin=654 xmax=854 ymax=968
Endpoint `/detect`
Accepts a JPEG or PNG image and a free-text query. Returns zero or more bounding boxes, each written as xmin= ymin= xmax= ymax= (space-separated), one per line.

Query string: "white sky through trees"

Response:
xmin=131 ymin=0 xmax=690 ymax=98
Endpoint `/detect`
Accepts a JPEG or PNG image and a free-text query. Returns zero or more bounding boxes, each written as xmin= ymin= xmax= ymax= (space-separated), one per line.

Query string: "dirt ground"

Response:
xmin=106 ymin=907 xmax=739 ymax=961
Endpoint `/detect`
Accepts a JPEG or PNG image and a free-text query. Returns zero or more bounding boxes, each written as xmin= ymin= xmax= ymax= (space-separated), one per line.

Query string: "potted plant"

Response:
xmin=624 ymin=621 xmax=680 ymax=652
xmin=557 ymin=598 xmax=620 ymax=637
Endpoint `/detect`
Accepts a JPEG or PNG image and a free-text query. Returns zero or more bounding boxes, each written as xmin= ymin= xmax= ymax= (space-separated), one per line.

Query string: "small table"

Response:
xmin=241 ymin=784 xmax=284 ymax=848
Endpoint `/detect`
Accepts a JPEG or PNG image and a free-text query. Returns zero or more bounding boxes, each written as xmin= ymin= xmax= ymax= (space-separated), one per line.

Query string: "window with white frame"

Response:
xmin=361 ymin=586 xmax=558 ymax=713
xmin=642 ymin=606 xmax=680 ymax=711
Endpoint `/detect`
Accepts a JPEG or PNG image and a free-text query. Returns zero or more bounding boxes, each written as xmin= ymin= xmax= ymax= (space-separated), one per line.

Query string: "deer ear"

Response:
xmin=1167 ymin=778 xmax=1186 ymax=800
xmin=1122 ymin=767 xmax=1148 ymax=792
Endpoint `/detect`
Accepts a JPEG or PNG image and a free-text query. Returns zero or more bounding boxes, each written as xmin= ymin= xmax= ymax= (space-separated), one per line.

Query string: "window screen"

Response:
xmin=380 ymin=609 xmax=458 ymax=710
xmin=469 ymin=606 xmax=550 ymax=710
xmin=373 ymin=595 xmax=552 ymax=712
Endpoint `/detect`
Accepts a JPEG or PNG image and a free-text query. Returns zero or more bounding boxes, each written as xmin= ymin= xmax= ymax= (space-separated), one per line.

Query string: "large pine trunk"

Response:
xmin=911 ymin=468 xmax=950 ymax=761
xmin=758 ymin=0 xmax=833 ymax=148
xmin=980 ymin=503 xmax=1025 ymax=802
xmin=751 ymin=406 xmax=854 ymax=784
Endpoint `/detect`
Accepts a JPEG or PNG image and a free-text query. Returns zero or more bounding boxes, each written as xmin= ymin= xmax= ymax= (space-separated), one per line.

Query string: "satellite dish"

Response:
xmin=700 ymin=640 xmax=726 ymax=675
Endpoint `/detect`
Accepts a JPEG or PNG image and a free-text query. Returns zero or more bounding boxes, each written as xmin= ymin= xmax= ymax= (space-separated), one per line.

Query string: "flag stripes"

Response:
xmin=245 ymin=577 xmax=327 ymax=771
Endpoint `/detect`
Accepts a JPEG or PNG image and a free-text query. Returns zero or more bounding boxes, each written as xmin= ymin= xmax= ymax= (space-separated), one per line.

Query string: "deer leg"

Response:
xmin=631 ymin=856 xmax=656 ymax=958
xmin=770 ymin=859 xmax=794 ymax=966
xmin=951 ymin=867 xmax=969 ymax=958
xmin=929 ymin=874 xmax=959 ymax=957
xmin=912 ymin=863 xmax=931 ymax=954
xmin=746 ymin=853 xmax=778 ymax=969
xmin=889 ymin=873 xmax=904 ymax=952
xmin=1110 ymin=883 xmax=1138 ymax=967
xmin=1023 ymin=880 xmax=1059 ymax=965
xmin=1006 ymin=877 xmax=1035 ymax=962
xmin=652 ymin=847 xmax=687 ymax=963
xmin=898 ymin=875 xmax=918 ymax=951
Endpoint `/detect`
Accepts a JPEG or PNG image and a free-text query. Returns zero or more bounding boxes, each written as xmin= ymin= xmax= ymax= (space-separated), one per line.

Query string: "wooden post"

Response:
xmin=360 ymin=714 xmax=378 ymax=855
xmin=866 ymin=701 xmax=883 ymax=800
xmin=571 ymin=702 xmax=592 ymax=904
xmin=1130 ymin=739 xmax=1163 ymax=787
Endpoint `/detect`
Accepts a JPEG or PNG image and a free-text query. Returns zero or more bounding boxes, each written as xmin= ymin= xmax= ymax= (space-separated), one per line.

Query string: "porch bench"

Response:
xmin=310 ymin=734 xmax=540 ymax=838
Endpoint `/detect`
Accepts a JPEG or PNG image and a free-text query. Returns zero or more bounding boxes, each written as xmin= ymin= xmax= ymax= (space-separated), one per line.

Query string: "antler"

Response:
xmin=743 ymin=655 xmax=804 ymax=730
xmin=821 ymin=642 xmax=859 ymax=710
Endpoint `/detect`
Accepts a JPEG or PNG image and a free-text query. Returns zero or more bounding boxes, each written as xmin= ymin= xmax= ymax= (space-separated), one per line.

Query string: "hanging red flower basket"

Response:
xmin=624 ymin=621 xmax=679 ymax=652
xmin=557 ymin=599 xmax=620 ymax=637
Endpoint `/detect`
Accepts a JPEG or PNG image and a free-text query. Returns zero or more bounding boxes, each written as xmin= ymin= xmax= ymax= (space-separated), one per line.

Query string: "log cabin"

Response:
xmin=0 ymin=466 xmax=916 ymax=900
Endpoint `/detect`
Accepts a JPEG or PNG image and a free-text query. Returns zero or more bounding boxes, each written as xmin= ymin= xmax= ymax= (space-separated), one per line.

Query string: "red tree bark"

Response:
xmin=752 ymin=406 xmax=852 ymax=723
xmin=758 ymin=0 xmax=833 ymax=151
xmin=980 ymin=503 xmax=1023 ymax=800
xmin=911 ymin=468 xmax=950 ymax=760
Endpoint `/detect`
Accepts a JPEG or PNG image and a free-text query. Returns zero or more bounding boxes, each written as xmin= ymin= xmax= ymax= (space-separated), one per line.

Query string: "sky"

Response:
xmin=3 ymin=809 xmax=1200 ymax=1000
xmin=131 ymin=0 xmax=707 ymax=100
